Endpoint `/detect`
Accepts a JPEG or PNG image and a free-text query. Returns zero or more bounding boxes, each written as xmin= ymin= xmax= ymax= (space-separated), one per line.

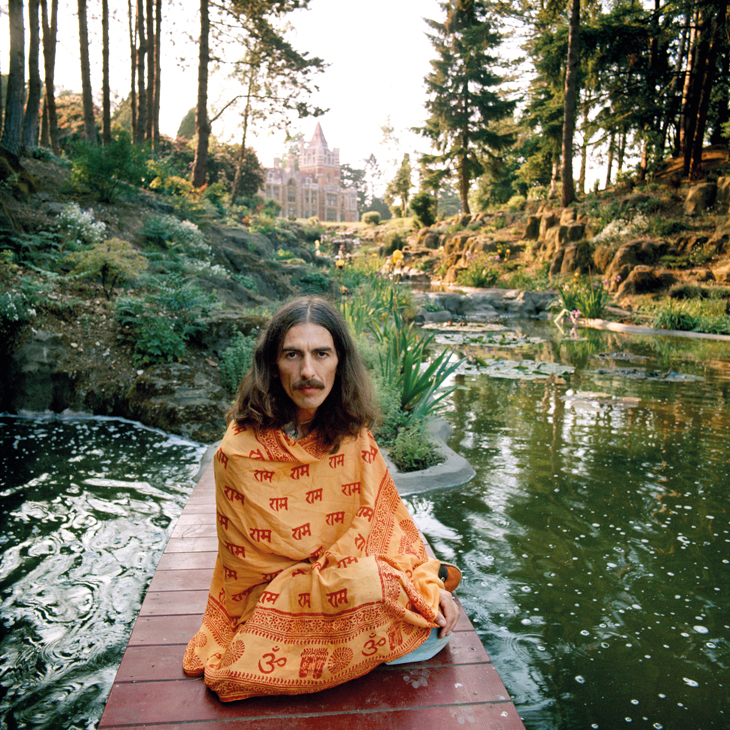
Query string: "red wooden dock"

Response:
xmin=99 ymin=464 xmax=526 ymax=730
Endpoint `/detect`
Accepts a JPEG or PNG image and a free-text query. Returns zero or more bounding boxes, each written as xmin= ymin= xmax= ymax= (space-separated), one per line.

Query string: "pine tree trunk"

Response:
xmin=22 ymin=0 xmax=42 ymax=150
xmin=231 ymin=63 xmax=256 ymax=206
xmin=102 ymin=0 xmax=111 ymax=144
xmin=145 ymin=0 xmax=154 ymax=141
xmin=561 ymin=0 xmax=580 ymax=207
xmin=136 ymin=0 xmax=147 ymax=144
xmin=1 ymin=0 xmax=25 ymax=156
xmin=77 ymin=0 xmax=97 ymax=144
xmin=192 ymin=0 xmax=210 ymax=188
xmin=605 ymin=130 xmax=614 ymax=189
xmin=549 ymin=152 xmax=559 ymax=199
xmin=40 ymin=0 xmax=59 ymax=154
xmin=153 ymin=0 xmax=162 ymax=147
xmin=578 ymin=93 xmax=589 ymax=195
xmin=618 ymin=131 xmax=626 ymax=173
xmin=101 ymin=0 xmax=112 ymax=145
xmin=689 ymin=3 xmax=726 ymax=180
xmin=458 ymin=155 xmax=470 ymax=215
xmin=681 ymin=8 xmax=703 ymax=175
xmin=128 ymin=0 xmax=137 ymax=140
xmin=710 ymin=45 xmax=729 ymax=145
xmin=661 ymin=12 xmax=688 ymax=158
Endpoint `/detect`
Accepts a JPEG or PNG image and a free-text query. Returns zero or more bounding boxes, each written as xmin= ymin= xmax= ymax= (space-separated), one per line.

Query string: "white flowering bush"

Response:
xmin=58 ymin=203 xmax=107 ymax=249
xmin=142 ymin=215 xmax=211 ymax=259
xmin=591 ymin=214 xmax=650 ymax=254
xmin=0 ymin=291 xmax=36 ymax=337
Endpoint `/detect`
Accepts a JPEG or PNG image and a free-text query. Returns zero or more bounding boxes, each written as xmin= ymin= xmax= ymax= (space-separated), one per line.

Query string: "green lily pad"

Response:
xmin=457 ymin=358 xmax=575 ymax=381
xmin=592 ymin=367 xmax=704 ymax=382
xmin=434 ymin=329 xmax=547 ymax=348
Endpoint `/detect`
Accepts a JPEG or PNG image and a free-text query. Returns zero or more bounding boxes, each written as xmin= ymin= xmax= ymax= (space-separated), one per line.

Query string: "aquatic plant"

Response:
xmin=557 ymin=275 xmax=613 ymax=319
xmin=456 ymin=253 xmax=500 ymax=287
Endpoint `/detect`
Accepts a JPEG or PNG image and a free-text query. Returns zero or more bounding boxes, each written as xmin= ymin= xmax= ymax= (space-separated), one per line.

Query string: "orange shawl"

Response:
xmin=183 ymin=421 xmax=443 ymax=701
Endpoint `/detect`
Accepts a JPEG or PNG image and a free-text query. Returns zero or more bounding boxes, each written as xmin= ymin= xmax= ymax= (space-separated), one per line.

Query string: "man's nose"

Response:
xmin=300 ymin=354 xmax=316 ymax=379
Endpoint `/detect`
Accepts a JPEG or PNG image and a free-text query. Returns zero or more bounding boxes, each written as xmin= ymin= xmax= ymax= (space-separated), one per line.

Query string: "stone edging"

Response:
xmin=383 ymin=418 xmax=475 ymax=496
xmin=193 ymin=418 xmax=474 ymax=496
xmin=581 ymin=318 xmax=730 ymax=342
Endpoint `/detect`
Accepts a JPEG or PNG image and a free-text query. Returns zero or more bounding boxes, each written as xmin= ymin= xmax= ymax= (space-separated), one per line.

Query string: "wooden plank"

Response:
xmin=99 ymin=662 xmax=511 ymax=728
xmin=110 ymin=703 xmax=525 ymax=730
xmin=156 ymin=551 xmax=217 ymax=571
xmin=99 ymin=462 xmax=526 ymax=730
xmin=174 ymin=512 xmax=217 ymax=525
xmin=139 ymin=589 xmax=209 ymax=616
xmin=127 ymin=614 xmax=204 ymax=646
xmin=148 ymin=568 xmax=214 ymax=592
xmin=170 ymin=521 xmax=217 ymax=539
xmin=164 ymin=537 xmax=219 ymax=553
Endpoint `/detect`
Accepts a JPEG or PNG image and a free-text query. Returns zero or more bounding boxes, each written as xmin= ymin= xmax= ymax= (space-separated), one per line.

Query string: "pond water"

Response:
xmin=1 ymin=322 xmax=728 ymax=730
xmin=405 ymin=321 xmax=730 ymax=730
xmin=0 ymin=415 xmax=206 ymax=730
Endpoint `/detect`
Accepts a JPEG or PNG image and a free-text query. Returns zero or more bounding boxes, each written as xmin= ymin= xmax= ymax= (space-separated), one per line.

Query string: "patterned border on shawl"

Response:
xmin=207 ymin=626 xmax=429 ymax=702
xmin=253 ymin=427 xmax=331 ymax=462
xmin=240 ymin=600 xmax=389 ymax=645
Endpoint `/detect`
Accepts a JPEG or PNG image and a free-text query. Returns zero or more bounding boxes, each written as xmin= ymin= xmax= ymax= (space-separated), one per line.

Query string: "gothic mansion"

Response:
xmin=263 ymin=124 xmax=359 ymax=223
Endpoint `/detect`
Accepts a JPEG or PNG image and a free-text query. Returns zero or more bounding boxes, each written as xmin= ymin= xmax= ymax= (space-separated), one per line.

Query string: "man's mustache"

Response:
xmin=293 ymin=379 xmax=325 ymax=390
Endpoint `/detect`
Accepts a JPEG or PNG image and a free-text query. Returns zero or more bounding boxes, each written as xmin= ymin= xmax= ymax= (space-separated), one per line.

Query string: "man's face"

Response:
xmin=276 ymin=322 xmax=339 ymax=423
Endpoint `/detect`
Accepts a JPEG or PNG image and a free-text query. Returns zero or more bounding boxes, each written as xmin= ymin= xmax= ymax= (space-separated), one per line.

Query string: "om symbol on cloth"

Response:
xmin=258 ymin=646 xmax=287 ymax=674
xmin=362 ymin=632 xmax=387 ymax=656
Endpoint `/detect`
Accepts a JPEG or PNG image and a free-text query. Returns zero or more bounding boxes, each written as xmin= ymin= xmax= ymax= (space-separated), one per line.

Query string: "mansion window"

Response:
xmin=326 ymin=193 xmax=337 ymax=207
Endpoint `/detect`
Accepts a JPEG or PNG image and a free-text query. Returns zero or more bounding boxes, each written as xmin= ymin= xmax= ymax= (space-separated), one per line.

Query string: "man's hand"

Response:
xmin=435 ymin=588 xmax=459 ymax=639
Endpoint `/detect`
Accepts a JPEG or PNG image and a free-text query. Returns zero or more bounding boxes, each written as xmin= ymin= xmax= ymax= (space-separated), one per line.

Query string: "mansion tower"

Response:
xmin=263 ymin=124 xmax=359 ymax=223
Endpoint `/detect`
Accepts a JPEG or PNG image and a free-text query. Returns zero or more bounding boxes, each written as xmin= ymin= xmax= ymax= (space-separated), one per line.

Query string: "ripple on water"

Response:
xmin=0 ymin=415 xmax=206 ymax=730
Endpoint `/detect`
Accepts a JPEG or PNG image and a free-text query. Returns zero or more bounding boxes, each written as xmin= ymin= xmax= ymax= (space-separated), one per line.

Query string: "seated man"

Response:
xmin=183 ymin=296 xmax=460 ymax=701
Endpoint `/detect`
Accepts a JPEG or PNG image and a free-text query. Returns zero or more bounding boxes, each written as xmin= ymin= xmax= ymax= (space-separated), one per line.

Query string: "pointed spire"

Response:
xmin=310 ymin=122 xmax=329 ymax=150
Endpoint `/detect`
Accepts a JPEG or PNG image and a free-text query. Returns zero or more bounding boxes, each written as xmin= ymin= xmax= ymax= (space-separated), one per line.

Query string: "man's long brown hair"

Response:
xmin=229 ymin=296 xmax=379 ymax=452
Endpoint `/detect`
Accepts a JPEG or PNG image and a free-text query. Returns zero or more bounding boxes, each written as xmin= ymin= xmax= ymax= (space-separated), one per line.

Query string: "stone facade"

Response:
xmin=263 ymin=123 xmax=359 ymax=223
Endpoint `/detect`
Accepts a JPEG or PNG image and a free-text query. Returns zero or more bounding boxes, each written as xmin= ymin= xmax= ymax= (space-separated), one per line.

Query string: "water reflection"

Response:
xmin=407 ymin=323 xmax=730 ymax=730
xmin=0 ymin=415 xmax=206 ymax=730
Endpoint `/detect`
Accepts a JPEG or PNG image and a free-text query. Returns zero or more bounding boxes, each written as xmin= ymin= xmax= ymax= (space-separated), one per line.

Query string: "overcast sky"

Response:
xmin=1 ymin=0 xmax=443 ymax=175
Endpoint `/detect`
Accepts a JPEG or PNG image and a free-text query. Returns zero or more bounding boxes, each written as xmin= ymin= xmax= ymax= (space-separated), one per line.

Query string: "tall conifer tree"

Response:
xmin=419 ymin=0 xmax=515 ymax=215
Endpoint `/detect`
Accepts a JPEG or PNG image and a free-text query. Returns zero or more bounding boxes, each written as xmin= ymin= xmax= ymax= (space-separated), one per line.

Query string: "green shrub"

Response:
xmin=362 ymin=211 xmax=381 ymax=226
xmin=233 ymin=273 xmax=257 ymax=291
xmin=298 ymin=270 xmax=331 ymax=294
xmin=409 ymin=192 xmax=436 ymax=228
xmin=373 ymin=376 xmax=410 ymax=446
xmin=382 ymin=229 xmax=406 ymax=256
xmin=146 ymin=274 xmax=219 ymax=339
xmin=115 ymin=275 xmax=218 ymax=365
xmin=128 ymin=312 xmax=188 ymax=366
xmin=386 ymin=423 xmax=444 ymax=472
xmin=251 ymin=214 xmax=278 ymax=236
xmin=70 ymin=130 xmax=148 ymax=202
xmin=456 ymin=254 xmax=500 ymax=287
xmin=0 ymin=250 xmax=18 ymax=281
xmin=302 ymin=220 xmax=325 ymax=241
xmin=219 ymin=332 xmax=258 ymax=395
xmin=506 ymin=194 xmax=527 ymax=211
xmin=68 ymin=238 xmax=148 ymax=299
